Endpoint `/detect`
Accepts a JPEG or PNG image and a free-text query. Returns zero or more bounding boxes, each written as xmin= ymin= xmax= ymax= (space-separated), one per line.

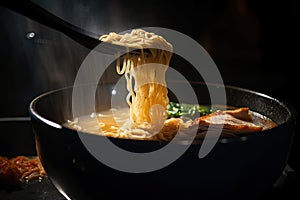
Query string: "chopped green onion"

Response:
xmin=166 ymin=102 xmax=213 ymax=118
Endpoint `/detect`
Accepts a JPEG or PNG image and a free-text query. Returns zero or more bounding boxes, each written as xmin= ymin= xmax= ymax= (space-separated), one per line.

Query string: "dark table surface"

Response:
xmin=1 ymin=169 xmax=299 ymax=200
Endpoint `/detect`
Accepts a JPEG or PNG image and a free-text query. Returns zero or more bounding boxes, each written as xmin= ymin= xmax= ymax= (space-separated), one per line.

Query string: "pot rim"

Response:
xmin=29 ymin=81 xmax=297 ymax=145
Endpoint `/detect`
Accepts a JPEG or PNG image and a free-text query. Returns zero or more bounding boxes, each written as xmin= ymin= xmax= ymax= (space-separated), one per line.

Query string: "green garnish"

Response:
xmin=166 ymin=102 xmax=213 ymax=118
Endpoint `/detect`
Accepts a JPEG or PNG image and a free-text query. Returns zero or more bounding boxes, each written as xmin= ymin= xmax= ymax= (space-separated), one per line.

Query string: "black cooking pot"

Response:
xmin=29 ymin=81 xmax=297 ymax=200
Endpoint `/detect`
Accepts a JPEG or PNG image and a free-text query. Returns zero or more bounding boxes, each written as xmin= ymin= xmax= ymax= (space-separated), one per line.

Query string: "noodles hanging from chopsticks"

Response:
xmin=100 ymin=29 xmax=173 ymax=133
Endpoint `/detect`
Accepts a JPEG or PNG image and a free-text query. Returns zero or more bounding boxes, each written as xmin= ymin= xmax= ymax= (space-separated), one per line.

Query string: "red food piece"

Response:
xmin=0 ymin=156 xmax=21 ymax=187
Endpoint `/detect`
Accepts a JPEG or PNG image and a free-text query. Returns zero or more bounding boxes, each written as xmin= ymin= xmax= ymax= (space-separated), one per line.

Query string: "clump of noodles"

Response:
xmin=99 ymin=29 xmax=176 ymax=139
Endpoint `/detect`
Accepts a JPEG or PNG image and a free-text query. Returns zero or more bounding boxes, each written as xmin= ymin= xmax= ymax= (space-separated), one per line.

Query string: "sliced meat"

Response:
xmin=224 ymin=107 xmax=252 ymax=121
xmin=194 ymin=107 xmax=263 ymax=133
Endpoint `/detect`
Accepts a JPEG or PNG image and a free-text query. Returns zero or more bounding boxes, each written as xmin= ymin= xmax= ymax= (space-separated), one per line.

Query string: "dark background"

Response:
xmin=0 ymin=0 xmax=299 ymax=194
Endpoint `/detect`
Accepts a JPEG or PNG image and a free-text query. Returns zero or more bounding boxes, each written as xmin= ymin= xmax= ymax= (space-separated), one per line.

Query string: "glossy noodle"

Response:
xmin=99 ymin=29 xmax=175 ymax=138
xmin=64 ymin=29 xmax=277 ymax=141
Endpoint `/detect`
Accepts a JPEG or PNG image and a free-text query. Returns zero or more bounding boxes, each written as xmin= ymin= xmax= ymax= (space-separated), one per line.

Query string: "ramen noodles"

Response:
xmin=99 ymin=29 xmax=175 ymax=139
xmin=65 ymin=29 xmax=277 ymax=141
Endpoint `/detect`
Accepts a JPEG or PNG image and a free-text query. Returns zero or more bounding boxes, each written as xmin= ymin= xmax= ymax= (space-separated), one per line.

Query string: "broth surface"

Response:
xmin=64 ymin=106 xmax=277 ymax=141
